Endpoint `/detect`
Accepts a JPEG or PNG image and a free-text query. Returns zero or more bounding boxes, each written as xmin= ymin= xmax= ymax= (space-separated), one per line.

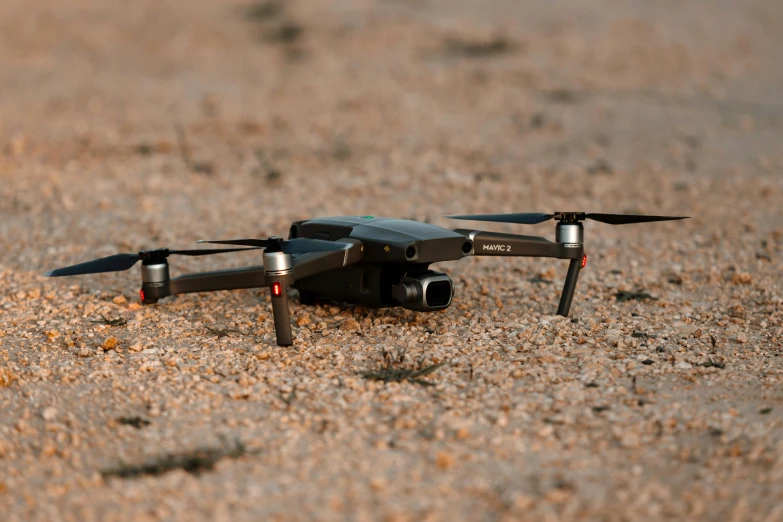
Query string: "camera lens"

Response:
xmin=425 ymin=280 xmax=452 ymax=307
xmin=462 ymin=241 xmax=473 ymax=254
xmin=405 ymin=246 xmax=416 ymax=259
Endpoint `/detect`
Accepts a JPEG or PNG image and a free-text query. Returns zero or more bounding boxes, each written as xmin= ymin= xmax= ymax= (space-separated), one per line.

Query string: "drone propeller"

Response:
xmin=446 ymin=212 xmax=689 ymax=225
xmin=447 ymin=212 xmax=555 ymax=225
xmin=198 ymin=236 xmax=349 ymax=255
xmin=45 ymin=247 xmax=259 ymax=277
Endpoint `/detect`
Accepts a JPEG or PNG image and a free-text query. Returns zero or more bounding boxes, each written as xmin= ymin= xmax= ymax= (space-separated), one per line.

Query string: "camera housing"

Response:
xmin=392 ymin=270 xmax=454 ymax=311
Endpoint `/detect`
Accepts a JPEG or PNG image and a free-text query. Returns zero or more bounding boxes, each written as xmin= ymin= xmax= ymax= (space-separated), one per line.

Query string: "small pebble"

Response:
xmin=41 ymin=407 xmax=57 ymax=421
xmin=435 ymin=451 xmax=454 ymax=470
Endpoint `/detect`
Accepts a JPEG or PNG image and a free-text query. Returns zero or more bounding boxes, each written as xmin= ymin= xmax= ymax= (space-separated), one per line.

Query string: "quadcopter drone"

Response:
xmin=46 ymin=212 xmax=687 ymax=346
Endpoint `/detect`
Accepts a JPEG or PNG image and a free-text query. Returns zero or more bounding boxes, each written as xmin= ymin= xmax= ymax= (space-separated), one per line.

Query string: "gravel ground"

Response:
xmin=1 ymin=0 xmax=782 ymax=520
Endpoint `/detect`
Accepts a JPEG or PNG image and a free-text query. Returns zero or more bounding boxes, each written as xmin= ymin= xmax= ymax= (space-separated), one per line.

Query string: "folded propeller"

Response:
xmin=197 ymin=236 xmax=349 ymax=254
xmin=45 ymin=236 xmax=348 ymax=278
xmin=45 ymin=247 xmax=260 ymax=277
xmin=447 ymin=212 xmax=689 ymax=225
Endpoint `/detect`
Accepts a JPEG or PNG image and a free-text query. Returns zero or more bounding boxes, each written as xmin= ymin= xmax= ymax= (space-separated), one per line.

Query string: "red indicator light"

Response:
xmin=139 ymin=289 xmax=145 ymax=302
xmin=271 ymin=282 xmax=282 ymax=297
xmin=581 ymin=254 xmax=587 ymax=268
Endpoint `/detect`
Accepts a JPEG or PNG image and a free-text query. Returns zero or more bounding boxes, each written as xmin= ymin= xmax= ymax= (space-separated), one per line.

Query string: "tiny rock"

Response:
xmin=0 ymin=368 xmax=18 ymax=388
xmin=228 ymin=388 xmax=252 ymax=400
xmin=514 ymin=493 xmax=536 ymax=510
xmin=736 ymin=332 xmax=749 ymax=344
xmin=40 ymin=441 xmax=57 ymax=458
xmin=6 ymin=131 xmax=26 ymax=156
xmin=676 ymin=360 xmax=692 ymax=370
xmin=435 ymin=450 xmax=454 ymax=470
xmin=41 ymin=407 xmax=57 ymax=421
xmin=619 ymin=431 xmax=641 ymax=449
xmin=102 ymin=337 xmax=119 ymax=350
xmin=112 ymin=295 xmax=127 ymax=305
xmin=369 ymin=477 xmax=387 ymax=491
xmin=340 ymin=318 xmax=360 ymax=331
xmin=545 ymin=487 xmax=572 ymax=504
xmin=731 ymin=272 xmax=753 ymax=285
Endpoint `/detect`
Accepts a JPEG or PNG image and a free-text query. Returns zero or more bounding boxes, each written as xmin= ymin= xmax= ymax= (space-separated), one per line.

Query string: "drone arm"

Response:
xmin=456 ymin=229 xmax=585 ymax=316
xmin=455 ymin=229 xmax=582 ymax=259
xmin=139 ymin=240 xmax=364 ymax=346
xmin=169 ymin=266 xmax=267 ymax=295
xmin=291 ymin=239 xmax=364 ymax=279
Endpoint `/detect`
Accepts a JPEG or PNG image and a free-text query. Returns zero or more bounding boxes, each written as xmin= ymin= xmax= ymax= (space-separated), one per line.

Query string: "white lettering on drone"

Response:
xmin=482 ymin=243 xmax=511 ymax=252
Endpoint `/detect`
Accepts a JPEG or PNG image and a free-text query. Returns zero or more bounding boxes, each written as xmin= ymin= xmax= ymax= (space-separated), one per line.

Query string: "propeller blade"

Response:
xmin=46 ymin=247 xmax=259 ymax=277
xmin=446 ymin=213 xmax=555 ymax=225
xmin=45 ymin=253 xmax=141 ymax=277
xmin=447 ymin=212 xmax=689 ymax=226
xmin=198 ymin=239 xmax=270 ymax=248
xmin=169 ymin=247 xmax=261 ymax=256
xmin=198 ymin=238 xmax=348 ymax=255
xmin=586 ymin=214 xmax=689 ymax=225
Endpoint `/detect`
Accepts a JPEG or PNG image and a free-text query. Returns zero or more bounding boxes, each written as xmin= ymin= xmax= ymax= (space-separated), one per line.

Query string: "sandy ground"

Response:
xmin=1 ymin=0 xmax=782 ymax=520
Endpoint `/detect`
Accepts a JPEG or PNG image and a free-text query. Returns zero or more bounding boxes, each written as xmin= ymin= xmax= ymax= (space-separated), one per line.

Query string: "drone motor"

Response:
xmin=555 ymin=222 xmax=584 ymax=247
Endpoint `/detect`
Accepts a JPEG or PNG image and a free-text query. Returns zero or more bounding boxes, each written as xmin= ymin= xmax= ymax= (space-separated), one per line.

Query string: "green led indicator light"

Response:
xmin=361 ymin=215 xmax=375 ymax=219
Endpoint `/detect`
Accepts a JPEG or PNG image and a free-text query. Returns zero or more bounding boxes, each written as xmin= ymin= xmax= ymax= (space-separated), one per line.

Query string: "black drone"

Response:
xmin=46 ymin=212 xmax=687 ymax=346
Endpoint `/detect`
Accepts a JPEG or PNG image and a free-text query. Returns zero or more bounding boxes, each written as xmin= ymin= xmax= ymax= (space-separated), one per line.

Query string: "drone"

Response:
xmin=46 ymin=212 xmax=687 ymax=346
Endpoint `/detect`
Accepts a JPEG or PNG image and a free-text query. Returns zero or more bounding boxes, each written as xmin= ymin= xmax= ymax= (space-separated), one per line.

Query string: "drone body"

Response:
xmin=46 ymin=213 xmax=687 ymax=346
xmin=290 ymin=216 xmax=470 ymax=310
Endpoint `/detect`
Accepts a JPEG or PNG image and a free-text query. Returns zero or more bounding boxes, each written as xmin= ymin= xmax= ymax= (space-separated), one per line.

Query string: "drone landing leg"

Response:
xmin=271 ymin=287 xmax=293 ymax=346
xmin=557 ymin=258 xmax=582 ymax=316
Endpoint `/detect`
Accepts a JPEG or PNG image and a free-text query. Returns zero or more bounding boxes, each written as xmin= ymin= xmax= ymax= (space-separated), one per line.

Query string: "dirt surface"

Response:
xmin=1 ymin=0 xmax=783 ymax=520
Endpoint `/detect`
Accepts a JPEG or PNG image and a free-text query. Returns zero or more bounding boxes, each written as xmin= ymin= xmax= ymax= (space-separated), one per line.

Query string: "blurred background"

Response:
xmin=1 ymin=0 xmax=781 ymax=272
